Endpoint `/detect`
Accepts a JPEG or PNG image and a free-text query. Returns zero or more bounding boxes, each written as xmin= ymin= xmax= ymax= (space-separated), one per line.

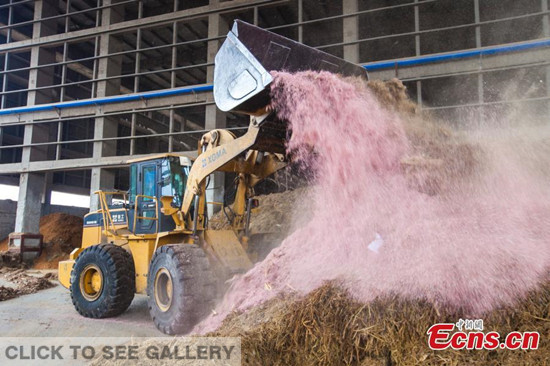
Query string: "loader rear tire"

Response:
xmin=147 ymin=244 xmax=217 ymax=335
xmin=70 ymin=244 xmax=135 ymax=318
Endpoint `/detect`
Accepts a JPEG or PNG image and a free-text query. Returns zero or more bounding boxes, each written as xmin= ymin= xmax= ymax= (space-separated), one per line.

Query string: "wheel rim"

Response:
xmin=154 ymin=268 xmax=173 ymax=312
xmin=79 ymin=264 xmax=103 ymax=301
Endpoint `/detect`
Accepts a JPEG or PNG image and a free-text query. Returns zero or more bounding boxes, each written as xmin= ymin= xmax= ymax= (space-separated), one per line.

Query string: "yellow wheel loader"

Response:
xmin=58 ymin=20 xmax=368 ymax=334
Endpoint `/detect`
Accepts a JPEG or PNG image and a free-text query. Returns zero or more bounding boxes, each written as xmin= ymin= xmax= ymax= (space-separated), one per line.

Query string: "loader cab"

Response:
xmin=127 ymin=154 xmax=192 ymax=234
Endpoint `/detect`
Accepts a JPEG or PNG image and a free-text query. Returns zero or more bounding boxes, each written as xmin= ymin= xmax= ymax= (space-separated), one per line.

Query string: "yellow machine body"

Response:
xmin=57 ymin=20 xmax=370 ymax=335
xmin=58 ymin=116 xmax=287 ymax=294
xmin=58 ymin=19 xmax=347 ymax=295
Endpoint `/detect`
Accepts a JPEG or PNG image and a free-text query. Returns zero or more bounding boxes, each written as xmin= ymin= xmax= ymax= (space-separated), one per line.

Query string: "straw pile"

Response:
xmin=205 ymin=78 xmax=547 ymax=365
xmin=0 ymin=267 xmax=55 ymax=301
xmin=211 ymin=281 xmax=549 ymax=365
xmin=366 ymin=78 xmax=481 ymax=195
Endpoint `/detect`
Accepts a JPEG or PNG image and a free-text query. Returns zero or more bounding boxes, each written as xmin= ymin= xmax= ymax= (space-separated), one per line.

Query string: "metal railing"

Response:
xmin=133 ymin=194 xmax=159 ymax=234
xmin=96 ymin=190 xmax=129 ymax=235
xmin=0 ymin=0 xmax=547 ymax=171
xmin=0 ymin=0 xmax=548 ymax=109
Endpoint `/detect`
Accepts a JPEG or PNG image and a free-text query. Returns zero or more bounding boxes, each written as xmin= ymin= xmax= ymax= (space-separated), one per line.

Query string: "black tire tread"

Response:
xmin=70 ymin=244 xmax=135 ymax=318
xmin=147 ymin=244 xmax=217 ymax=334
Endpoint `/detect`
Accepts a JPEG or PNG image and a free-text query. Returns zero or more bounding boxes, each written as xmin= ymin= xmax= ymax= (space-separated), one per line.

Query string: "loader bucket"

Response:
xmin=214 ymin=20 xmax=368 ymax=115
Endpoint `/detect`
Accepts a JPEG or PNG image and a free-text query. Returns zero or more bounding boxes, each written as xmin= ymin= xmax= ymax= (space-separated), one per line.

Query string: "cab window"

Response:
xmin=159 ymin=157 xmax=186 ymax=208
xmin=142 ymin=165 xmax=156 ymax=201
xmin=160 ymin=159 xmax=173 ymax=198
xmin=129 ymin=164 xmax=137 ymax=203
xmin=171 ymin=160 xmax=186 ymax=207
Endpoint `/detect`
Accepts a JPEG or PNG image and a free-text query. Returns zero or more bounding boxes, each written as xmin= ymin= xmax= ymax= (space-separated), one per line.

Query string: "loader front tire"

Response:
xmin=147 ymin=244 xmax=217 ymax=335
xmin=70 ymin=244 xmax=135 ymax=318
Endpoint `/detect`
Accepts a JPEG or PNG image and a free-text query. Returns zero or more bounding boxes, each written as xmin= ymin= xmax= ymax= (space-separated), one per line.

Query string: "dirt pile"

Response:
xmin=211 ymin=281 xmax=549 ymax=365
xmin=0 ymin=238 xmax=7 ymax=252
xmin=401 ymin=119 xmax=480 ymax=195
xmin=0 ymin=213 xmax=66 ymax=299
xmin=1 ymin=268 xmax=56 ymax=294
xmin=40 ymin=212 xmax=83 ymax=248
xmin=34 ymin=213 xmax=83 ymax=269
xmin=0 ymin=213 xmax=82 ymax=269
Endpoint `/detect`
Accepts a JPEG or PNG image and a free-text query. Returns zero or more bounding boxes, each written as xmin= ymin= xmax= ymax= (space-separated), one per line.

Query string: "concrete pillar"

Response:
xmin=414 ymin=0 xmax=422 ymax=107
xmin=298 ymin=0 xmax=303 ymax=43
xmin=169 ymin=18 xmax=178 ymax=152
xmin=342 ymin=0 xmax=359 ymax=63
xmin=205 ymin=2 xmax=227 ymax=217
xmin=206 ymin=0 xmax=226 ymax=82
xmin=41 ymin=172 xmax=53 ymax=216
xmin=89 ymin=0 xmax=123 ymax=211
xmin=543 ymin=0 xmax=550 ymax=35
xmin=14 ymin=0 xmax=56 ymax=234
xmin=15 ymin=173 xmax=45 ymax=233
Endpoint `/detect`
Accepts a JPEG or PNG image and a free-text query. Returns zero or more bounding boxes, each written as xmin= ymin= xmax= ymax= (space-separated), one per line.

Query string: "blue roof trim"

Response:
xmin=364 ymin=39 xmax=550 ymax=71
xmin=0 ymin=84 xmax=214 ymax=116
xmin=1 ymin=39 xmax=549 ymax=116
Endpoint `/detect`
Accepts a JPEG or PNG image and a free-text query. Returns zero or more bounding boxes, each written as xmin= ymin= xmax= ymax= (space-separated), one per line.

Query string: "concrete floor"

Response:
xmin=0 ymin=284 xmax=163 ymax=337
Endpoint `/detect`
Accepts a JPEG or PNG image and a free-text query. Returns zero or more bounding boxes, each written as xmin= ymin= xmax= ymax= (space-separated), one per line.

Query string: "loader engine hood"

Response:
xmin=214 ymin=20 xmax=368 ymax=115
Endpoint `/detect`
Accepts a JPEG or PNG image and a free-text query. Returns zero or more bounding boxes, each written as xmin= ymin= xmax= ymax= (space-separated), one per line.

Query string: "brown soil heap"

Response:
xmin=0 ymin=213 xmax=83 ymax=269
xmin=34 ymin=213 xmax=83 ymax=269
xmin=40 ymin=212 xmax=83 ymax=248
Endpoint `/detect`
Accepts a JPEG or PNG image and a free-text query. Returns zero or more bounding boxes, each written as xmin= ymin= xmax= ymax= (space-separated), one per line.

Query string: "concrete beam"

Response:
xmin=0 ymin=150 xmax=198 ymax=175
xmin=15 ymin=172 xmax=44 ymax=233
xmin=0 ymin=24 xmax=99 ymax=87
xmin=0 ymin=25 xmax=28 ymax=42
xmin=50 ymin=183 xmax=91 ymax=196
xmin=89 ymin=0 xmax=124 ymax=211
xmin=342 ymin=0 xmax=359 ymax=63
xmin=0 ymin=0 xmax=285 ymax=53
xmin=14 ymin=0 xmax=57 ymax=234
xmin=0 ymin=90 xmax=212 ymax=125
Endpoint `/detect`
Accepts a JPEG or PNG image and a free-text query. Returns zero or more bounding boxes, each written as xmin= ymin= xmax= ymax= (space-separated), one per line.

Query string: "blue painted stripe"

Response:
xmin=0 ymin=84 xmax=214 ymax=116
xmin=364 ymin=39 xmax=550 ymax=71
xmin=1 ymin=39 xmax=549 ymax=116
